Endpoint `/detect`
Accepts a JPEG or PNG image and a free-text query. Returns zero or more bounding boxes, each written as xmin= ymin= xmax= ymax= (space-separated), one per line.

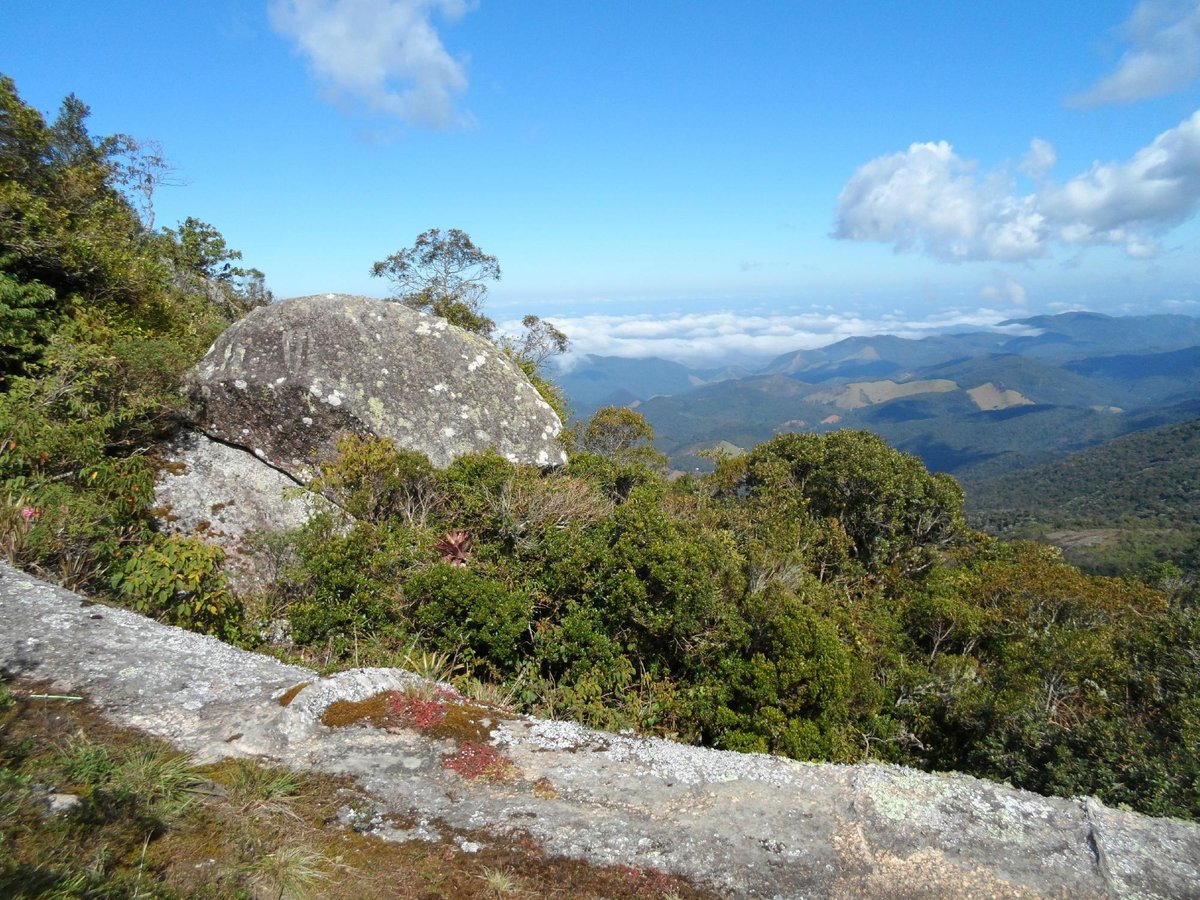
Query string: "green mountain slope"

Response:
xmin=964 ymin=419 xmax=1200 ymax=572
xmin=556 ymin=354 xmax=749 ymax=415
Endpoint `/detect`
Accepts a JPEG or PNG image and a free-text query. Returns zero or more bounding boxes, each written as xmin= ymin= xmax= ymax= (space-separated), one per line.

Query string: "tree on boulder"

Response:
xmin=371 ymin=228 xmax=499 ymax=336
xmin=370 ymin=229 xmax=570 ymax=417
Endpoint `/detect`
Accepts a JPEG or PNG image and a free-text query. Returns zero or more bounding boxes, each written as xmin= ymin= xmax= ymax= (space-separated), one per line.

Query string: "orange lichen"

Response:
xmin=320 ymin=692 xmax=396 ymax=728
xmin=277 ymin=683 xmax=310 ymax=707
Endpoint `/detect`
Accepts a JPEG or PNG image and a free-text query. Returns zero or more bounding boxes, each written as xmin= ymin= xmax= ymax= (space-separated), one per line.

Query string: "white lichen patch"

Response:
xmin=468 ymin=353 xmax=488 ymax=372
xmin=536 ymin=450 xmax=550 ymax=466
xmin=863 ymin=768 xmax=953 ymax=829
xmin=415 ymin=321 xmax=432 ymax=336
xmin=429 ymin=383 xmax=447 ymax=394
xmin=308 ymin=383 xmax=324 ymax=397
xmin=233 ymin=378 xmax=247 ymax=390
xmin=301 ymin=417 xmax=313 ymax=426
xmin=322 ymin=390 xmax=345 ymax=407
xmin=441 ymin=427 xmax=457 ymax=438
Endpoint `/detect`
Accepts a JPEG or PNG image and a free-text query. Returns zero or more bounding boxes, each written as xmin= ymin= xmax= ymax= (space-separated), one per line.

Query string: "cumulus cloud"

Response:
xmin=505 ymin=308 xmax=1023 ymax=368
xmin=834 ymin=109 xmax=1200 ymax=262
xmin=833 ymin=141 xmax=1047 ymax=262
xmin=270 ymin=0 xmax=473 ymax=128
xmin=1040 ymin=110 xmax=1200 ymax=249
xmin=1074 ymin=0 xmax=1200 ymax=106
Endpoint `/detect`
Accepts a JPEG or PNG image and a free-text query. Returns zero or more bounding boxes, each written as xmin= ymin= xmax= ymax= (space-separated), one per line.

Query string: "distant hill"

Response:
xmin=963 ymin=419 xmax=1200 ymax=573
xmin=575 ymin=312 xmax=1200 ymax=479
xmin=554 ymin=354 xmax=749 ymax=415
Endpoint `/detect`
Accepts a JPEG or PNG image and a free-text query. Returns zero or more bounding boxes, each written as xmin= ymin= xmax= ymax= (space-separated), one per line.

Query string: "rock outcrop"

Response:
xmin=185 ymin=293 xmax=566 ymax=474
xmin=4 ymin=562 xmax=1199 ymax=899
xmin=152 ymin=430 xmax=332 ymax=589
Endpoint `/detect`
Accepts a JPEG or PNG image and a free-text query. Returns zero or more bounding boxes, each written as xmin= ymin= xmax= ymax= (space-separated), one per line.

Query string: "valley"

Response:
xmin=558 ymin=311 xmax=1200 ymax=572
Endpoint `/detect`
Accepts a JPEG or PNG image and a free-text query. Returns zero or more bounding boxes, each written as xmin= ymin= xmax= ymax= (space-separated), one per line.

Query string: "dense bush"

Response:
xmin=0 ymin=75 xmax=264 ymax=607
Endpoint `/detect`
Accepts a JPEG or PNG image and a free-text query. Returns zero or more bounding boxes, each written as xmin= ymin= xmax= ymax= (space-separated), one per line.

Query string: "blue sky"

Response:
xmin=5 ymin=1 xmax=1200 ymax=364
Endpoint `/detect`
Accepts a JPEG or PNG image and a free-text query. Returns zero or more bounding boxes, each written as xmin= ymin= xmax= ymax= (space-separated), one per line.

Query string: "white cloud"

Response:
xmin=1019 ymin=138 xmax=1057 ymax=179
xmin=270 ymin=0 xmax=473 ymax=129
xmin=834 ymin=109 xmax=1200 ymax=262
xmin=1074 ymin=0 xmax=1200 ymax=106
xmin=509 ymin=308 xmax=1024 ymax=368
xmin=1041 ymin=110 xmax=1200 ymax=248
xmin=833 ymin=141 xmax=1047 ymax=262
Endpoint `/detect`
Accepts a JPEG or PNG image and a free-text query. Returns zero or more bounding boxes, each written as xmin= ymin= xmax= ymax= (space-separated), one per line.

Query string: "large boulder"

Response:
xmin=185 ymin=294 xmax=567 ymax=474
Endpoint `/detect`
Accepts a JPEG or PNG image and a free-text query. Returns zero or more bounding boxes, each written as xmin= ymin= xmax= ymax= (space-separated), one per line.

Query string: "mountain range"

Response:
xmin=556 ymin=312 xmax=1200 ymax=482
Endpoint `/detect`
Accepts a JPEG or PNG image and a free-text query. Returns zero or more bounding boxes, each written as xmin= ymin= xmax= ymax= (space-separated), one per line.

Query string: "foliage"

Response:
xmin=578 ymin=405 xmax=668 ymax=470
xmin=371 ymin=227 xmax=499 ymax=335
xmin=405 ymin=564 xmax=533 ymax=680
xmin=726 ymin=431 xmax=966 ymax=581
xmin=111 ymin=533 xmax=241 ymax=639
xmin=309 ymin=433 xmax=440 ymax=526
xmin=0 ymin=74 xmax=268 ymax=600
xmin=241 ymin=427 xmax=1200 ymax=819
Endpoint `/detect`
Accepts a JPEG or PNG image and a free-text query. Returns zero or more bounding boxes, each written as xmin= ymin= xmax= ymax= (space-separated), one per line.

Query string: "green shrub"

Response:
xmin=309 ymin=434 xmax=440 ymax=525
xmin=111 ymin=533 xmax=240 ymax=639
xmin=284 ymin=518 xmax=423 ymax=652
xmin=405 ymin=563 xmax=533 ymax=679
xmin=714 ymin=583 xmax=855 ymax=760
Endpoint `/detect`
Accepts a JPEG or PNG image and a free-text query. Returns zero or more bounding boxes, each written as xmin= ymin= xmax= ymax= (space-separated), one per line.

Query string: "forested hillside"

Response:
xmin=965 ymin=419 xmax=1200 ymax=573
xmin=0 ymin=74 xmax=267 ymax=618
xmin=3 ymin=76 xmax=1199 ymax=829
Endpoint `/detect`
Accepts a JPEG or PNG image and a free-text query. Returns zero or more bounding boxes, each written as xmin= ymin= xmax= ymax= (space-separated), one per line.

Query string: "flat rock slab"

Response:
xmin=2 ymin=563 xmax=1197 ymax=899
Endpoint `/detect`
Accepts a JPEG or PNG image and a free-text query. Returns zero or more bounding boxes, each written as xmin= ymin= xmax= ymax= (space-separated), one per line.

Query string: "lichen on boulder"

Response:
xmin=184 ymin=293 xmax=566 ymax=474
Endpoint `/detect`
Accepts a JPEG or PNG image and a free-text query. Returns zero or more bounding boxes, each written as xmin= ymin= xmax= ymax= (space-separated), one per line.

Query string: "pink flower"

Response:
xmin=20 ymin=507 xmax=36 ymax=521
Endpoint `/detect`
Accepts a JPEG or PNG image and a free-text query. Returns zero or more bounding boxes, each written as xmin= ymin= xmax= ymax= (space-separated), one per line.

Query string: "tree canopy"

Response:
xmin=370 ymin=227 xmax=499 ymax=335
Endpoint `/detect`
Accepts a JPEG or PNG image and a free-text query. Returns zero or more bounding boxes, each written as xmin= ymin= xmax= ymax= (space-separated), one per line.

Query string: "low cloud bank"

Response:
xmin=501 ymin=307 xmax=1036 ymax=368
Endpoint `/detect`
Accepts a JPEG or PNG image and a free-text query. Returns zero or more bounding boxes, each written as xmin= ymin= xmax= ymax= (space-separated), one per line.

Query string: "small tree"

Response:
xmin=370 ymin=228 xmax=499 ymax=336
xmin=163 ymin=217 xmax=272 ymax=317
xmin=579 ymin=407 xmax=666 ymax=469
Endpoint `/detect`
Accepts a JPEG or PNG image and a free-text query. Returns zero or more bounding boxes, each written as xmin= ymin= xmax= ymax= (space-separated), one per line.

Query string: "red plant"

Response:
xmin=390 ymin=689 xmax=453 ymax=730
xmin=434 ymin=529 xmax=472 ymax=566
xmin=442 ymin=741 xmax=516 ymax=782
